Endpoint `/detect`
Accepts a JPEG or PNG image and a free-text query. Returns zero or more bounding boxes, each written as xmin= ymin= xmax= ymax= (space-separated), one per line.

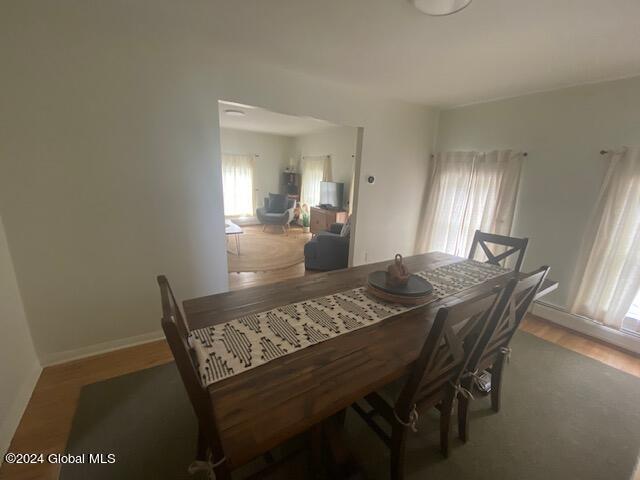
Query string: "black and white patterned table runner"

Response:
xmin=189 ymin=259 xmax=508 ymax=386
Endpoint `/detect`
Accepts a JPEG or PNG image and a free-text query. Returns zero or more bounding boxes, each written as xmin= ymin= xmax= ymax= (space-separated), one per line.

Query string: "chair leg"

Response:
xmin=192 ymin=427 xmax=231 ymax=480
xmin=263 ymin=224 xmax=267 ymax=232
xmin=390 ymin=426 xmax=407 ymax=480
xmin=440 ymin=389 xmax=456 ymax=458
xmin=196 ymin=426 xmax=208 ymax=461
xmin=491 ymin=356 xmax=506 ymax=413
xmin=457 ymin=379 xmax=471 ymax=443
xmin=213 ymin=461 xmax=232 ymax=480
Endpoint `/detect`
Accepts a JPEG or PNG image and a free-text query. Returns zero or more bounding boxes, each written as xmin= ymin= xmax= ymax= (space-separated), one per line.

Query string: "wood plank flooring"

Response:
xmin=227 ymin=224 xmax=314 ymax=290
xmin=2 ymin=265 xmax=639 ymax=479
xmin=520 ymin=315 xmax=640 ymax=378
xmin=228 ymin=262 xmax=310 ymax=290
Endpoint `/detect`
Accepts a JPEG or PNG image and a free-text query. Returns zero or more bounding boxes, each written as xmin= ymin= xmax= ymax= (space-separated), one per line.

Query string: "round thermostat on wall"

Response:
xmin=367 ymin=175 xmax=375 ymax=184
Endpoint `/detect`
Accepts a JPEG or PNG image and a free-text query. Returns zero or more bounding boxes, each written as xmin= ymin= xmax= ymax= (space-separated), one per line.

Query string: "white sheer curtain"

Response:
xmin=571 ymin=147 xmax=640 ymax=330
xmin=221 ymin=153 xmax=254 ymax=217
xmin=300 ymin=155 xmax=332 ymax=207
xmin=416 ymin=150 xmax=524 ymax=258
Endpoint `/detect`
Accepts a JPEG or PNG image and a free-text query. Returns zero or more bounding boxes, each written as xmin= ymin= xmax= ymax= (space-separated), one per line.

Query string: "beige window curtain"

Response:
xmin=571 ymin=146 xmax=640 ymax=330
xmin=416 ymin=150 xmax=524 ymax=258
xmin=221 ymin=153 xmax=255 ymax=217
xmin=300 ymin=155 xmax=332 ymax=207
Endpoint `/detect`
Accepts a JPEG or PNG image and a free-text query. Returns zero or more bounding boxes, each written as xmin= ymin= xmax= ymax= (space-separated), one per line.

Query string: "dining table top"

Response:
xmin=183 ymin=251 xmax=558 ymax=467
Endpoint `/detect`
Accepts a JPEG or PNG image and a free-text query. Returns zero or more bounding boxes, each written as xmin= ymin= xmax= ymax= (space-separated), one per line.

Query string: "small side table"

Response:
xmin=225 ymin=221 xmax=243 ymax=255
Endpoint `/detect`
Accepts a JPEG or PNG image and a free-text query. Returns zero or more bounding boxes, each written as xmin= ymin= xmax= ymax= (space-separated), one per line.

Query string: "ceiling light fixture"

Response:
xmin=224 ymin=109 xmax=246 ymax=117
xmin=219 ymin=100 xmax=257 ymax=109
xmin=412 ymin=0 xmax=472 ymax=16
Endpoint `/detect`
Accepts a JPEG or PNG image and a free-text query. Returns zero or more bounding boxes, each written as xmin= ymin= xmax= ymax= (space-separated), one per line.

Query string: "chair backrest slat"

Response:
xmin=467 ymin=266 xmax=550 ymax=373
xmin=468 ymin=230 xmax=529 ymax=272
xmin=157 ymin=275 xmax=226 ymax=463
xmin=395 ymin=280 xmax=514 ymax=417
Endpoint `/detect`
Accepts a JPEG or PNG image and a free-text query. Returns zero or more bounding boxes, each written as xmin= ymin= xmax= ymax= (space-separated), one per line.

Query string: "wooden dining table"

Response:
xmin=183 ymin=252 xmax=558 ymax=469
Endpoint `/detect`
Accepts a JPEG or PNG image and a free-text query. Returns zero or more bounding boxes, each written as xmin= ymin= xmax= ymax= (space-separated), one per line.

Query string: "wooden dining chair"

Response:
xmin=157 ymin=275 xmax=233 ymax=480
xmin=351 ymin=282 xmax=514 ymax=480
xmin=456 ymin=266 xmax=550 ymax=443
xmin=468 ymin=230 xmax=529 ymax=272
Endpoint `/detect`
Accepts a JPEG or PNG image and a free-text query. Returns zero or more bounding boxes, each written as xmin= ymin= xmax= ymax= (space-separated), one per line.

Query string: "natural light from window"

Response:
xmin=221 ymin=153 xmax=255 ymax=217
xmin=624 ymin=290 xmax=640 ymax=335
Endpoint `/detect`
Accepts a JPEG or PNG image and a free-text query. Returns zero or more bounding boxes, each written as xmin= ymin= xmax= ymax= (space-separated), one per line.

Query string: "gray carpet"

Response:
xmin=60 ymin=332 xmax=640 ymax=480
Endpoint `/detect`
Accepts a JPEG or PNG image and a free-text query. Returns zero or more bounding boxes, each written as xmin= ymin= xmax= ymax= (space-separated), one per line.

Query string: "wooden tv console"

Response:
xmin=310 ymin=207 xmax=348 ymax=234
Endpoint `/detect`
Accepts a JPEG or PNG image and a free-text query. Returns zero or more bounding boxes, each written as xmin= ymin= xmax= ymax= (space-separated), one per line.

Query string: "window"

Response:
xmin=416 ymin=150 xmax=523 ymax=258
xmin=300 ymin=155 xmax=331 ymax=207
xmin=571 ymin=147 xmax=640 ymax=332
xmin=221 ymin=154 xmax=254 ymax=217
xmin=624 ymin=292 xmax=640 ymax=334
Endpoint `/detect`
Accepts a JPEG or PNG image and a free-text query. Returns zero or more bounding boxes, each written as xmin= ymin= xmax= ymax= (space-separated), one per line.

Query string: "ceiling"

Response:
xmin=193 ymin=0 xmax=640 ymax=107
xmin=218 ymin=101 xmax=340 ymax=136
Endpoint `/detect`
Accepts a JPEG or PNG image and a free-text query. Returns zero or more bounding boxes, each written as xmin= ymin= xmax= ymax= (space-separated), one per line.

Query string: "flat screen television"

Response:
xmin=319 ymin=181 xmax=344 ymax=209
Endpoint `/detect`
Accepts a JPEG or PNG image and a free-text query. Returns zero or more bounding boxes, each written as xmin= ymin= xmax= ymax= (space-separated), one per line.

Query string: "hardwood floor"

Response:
xmin=227 ymin=224 xmax=315 ymax=290
xmin=2 ymin=267 xmax=639 ymax=479
xmin=521 ymin=315 xmax=640 ymax=378
xmin=227 ymin=224 xmax=312 ymax=274
xmin=228 ymin=262 xmax=312 ymax=290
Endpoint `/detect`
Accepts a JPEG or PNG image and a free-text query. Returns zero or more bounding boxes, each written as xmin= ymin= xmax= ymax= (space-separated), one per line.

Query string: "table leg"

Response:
xmin=316 ymin=412 xmax=363 ymax=480
xmin=309 ymin=424 xmax=324 ymax=479
xmin=235 ymin=233 xmax=240 ymax=255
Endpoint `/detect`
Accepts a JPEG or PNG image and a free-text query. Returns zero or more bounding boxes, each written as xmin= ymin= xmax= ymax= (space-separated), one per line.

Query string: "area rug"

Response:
xmin=227 ymin=227 xmax=309 ymax=273
xmin=60 ymin=332 xmax=640 ymax=480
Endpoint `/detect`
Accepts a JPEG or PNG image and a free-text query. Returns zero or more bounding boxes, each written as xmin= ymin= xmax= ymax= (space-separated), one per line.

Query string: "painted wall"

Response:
xmin=219 ymin=128 xmax=293 ymax=213
xmin=292 ymin=126 xmax=358 ymax=210
xmin=0 ymin=1 xmax=436 ymax=362
xmin=436 ymin=75 xmax=640 ymax=309
xmin=0 ymin=217 xmax=41 ymax=458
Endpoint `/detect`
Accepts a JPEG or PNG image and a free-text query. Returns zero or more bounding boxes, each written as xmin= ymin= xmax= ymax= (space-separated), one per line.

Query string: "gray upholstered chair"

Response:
xmin=256 ymin=194 xmax=296 ymax=233
xmin=304 ymin=222 xmax=350 ymax=271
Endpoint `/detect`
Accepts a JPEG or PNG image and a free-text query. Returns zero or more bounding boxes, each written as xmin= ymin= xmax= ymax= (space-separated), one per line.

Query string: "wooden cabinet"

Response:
xmin=310 ymin=207 xmax=348 ymax=234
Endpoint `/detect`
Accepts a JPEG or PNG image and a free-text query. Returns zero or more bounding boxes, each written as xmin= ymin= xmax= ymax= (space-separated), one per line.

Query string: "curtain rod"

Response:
xmin=430 ymin=150 xmax=611 ymax=157
xmin=429 ymin=151 xmax=528 ymax=158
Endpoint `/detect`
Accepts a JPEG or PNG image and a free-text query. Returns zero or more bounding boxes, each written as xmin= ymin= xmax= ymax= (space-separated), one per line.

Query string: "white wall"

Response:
xmin=220 ymin=129 xmax=293 ymax=213
xmin=292 ymin=126 xmax=358 ymax=210
xmin=0 ymin=1 xmax=437 ymax=362
xmin=0 ymin=217 xmax=41 ymax=458
xmin=436 ymin=75 xmax=640 ymax=309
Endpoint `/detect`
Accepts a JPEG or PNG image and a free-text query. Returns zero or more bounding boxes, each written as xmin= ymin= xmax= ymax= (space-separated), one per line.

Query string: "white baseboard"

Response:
xmin=41 ymin=329 xmax=166 ymax=366
xmin=0 ymin=361 xmax=42 ymax=460
xmin=532 ymin=301 xmax=640 ymax=355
